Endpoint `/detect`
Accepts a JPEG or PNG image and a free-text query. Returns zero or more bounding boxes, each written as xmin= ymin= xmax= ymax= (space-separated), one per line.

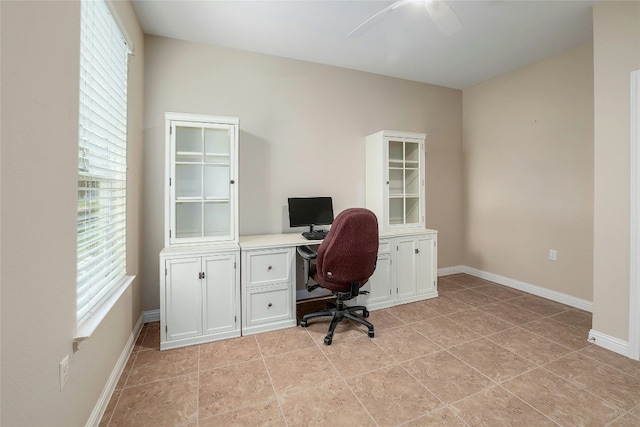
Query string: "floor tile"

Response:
xmin=451 ymin=385 xmax=556 ymax=426
xmin=479 ymin=301 xmax=542 ymax=325
xmin=263 ymin=346 xmax=340 ymax=397
xmin=126 ymin=346 xmax=198 ymax=387
xmin=487 ymin=327 xmax=572 ymax=365
xmin=278 ymin=381 xmax=376 ymax=426
xmin=507 ymin=294 xmax=571 ymax=316
xmin=544 ymin=352 xmax=640 ymax=410
xmin=449 ymin=338 xmax=536 ymax=383
xmin=302 ymin=316 xmax=365 ymax=344
xmin=473 ymin=283 xmax=527 ymax=300
xmin=608 ymin=412 xmax=640 ymax=427
xmin=109 ymin=374 xmax=198 ymax=427
xmin=420 ymin=294 xmax=472 ymax=315
xmin=199 ymin=335 xmax=262 ymax=371
xmin=402 ymin=350 xmax=493 ymax=403
xmin=412 ymin=316 xmax=480 ymax=348
xmin=199 ymin=359 xmax=276 ymax=419
xmin=384 ymin=301 xmax=440 ymax=323
xmin=445 ymin=308 xmax=515 ymax=336
xmin=401 ymin=407 xmax=467 ymax=426
xmin=374 ymin=325 xmax=441 ymax=362
xmin=437 ymin=278 xmax=469 ymax=294
xmin=255 ymin=326 xmax=315 ymax=357
xmin=524 ymin=318 xmax=590 ymax=351
xmin=579 ymin=344 xmax=640 ymax=380
xmin=197 ymin=401 xmax=286 ymax=427
xmin=446 ymin=289 xmax=501 ymax=307
xmin=349 ymin=364 xmax=442 ymax=426
xmin=549 ymin=308 xmax=592 ymax=332
xmin=320 ymin=335 xmax=393 ymax=378
xmin=362 ymin=307 xmax=405 ymax=330
xmin=502 ymin=368 xmax=625 ymax=426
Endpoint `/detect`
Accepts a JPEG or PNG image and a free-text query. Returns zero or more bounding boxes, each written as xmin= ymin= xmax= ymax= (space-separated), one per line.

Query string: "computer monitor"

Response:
xmin=288 ymin=197 xmax=334 ymax=233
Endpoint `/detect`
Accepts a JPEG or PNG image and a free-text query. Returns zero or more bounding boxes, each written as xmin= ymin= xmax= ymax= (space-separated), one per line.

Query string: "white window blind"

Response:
xmin=77 ymin=0 xmax=129 ymax=325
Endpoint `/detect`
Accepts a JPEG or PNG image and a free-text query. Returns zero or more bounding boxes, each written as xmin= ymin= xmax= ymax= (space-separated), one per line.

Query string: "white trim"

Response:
xmin=75 ymin=275 xmax=135 ymax=349
xmin=143 ymin=309 xmax=161 ymax=323
xmin=85 ymin=314 xmax=144 ymax=427
xmin=588 ymin=329 xmax=630 ymax=358
xmin=441 ymin=265 xmax=593 ymax=312
xmin=630 ymin=69 xmax=640 ymax=360
xmin=438 ymin=265 xmax=465 ymax=276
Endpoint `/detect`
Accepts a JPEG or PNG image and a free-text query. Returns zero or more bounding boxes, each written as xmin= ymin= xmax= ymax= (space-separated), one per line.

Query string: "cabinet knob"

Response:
xmin=230 ymin=179 xmax=235 ymax=184
xmin=267 ymin=266 xmax=272 ymax=271
xmin=268 ymin=303 xmax=273 ymax=308
xmin=415 ymin=249 xmax=420 ymax=254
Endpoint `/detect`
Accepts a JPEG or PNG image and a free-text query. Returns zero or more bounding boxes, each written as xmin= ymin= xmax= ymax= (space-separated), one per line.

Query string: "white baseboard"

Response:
xmin=143 ymin=309 xmax=160 ymax=323
xmin=459 ymin=266 xmax=593 ymax=312
xmin=588 ymin=329 xmax=631 ymax=358
xmin=438 ymin=265 xmax=465 ymax=276
xmin=85 ymin=314 xmax=145 ymax=427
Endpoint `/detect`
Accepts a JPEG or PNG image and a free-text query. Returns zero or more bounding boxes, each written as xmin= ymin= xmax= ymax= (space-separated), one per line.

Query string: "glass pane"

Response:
xmin=405 ymin=169 xmax=420 ymax=196
xmin=204 ymin=165 xmax=229 ymax=199
xmin=176 ymin=126 xmax=203 ymax=159
xmin=205 ymin=128 xmax=230 ymax=158
xmin=405 ymin=142 xmax=420 ymax=164
xmin=389 ymin=198 xmax=404 ymax=225
xmin=175 ymin=164 xmax=202 ymax=198
xmin=389 ymin=169 xmax=404 ymax=196
xmin=204 ymin=202 xmax=230 ymax=237
xmin=175 ymin=202 xmax=202 ymax=238
xmin=388 ymin=140 xmax=404 ymax=163
xmin=405 ymin=197 xmax=420 ymax=224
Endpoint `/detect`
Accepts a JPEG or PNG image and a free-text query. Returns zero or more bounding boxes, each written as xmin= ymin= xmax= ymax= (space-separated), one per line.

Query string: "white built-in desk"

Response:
xmin=239 ymin=229 xmax=438 ymax=336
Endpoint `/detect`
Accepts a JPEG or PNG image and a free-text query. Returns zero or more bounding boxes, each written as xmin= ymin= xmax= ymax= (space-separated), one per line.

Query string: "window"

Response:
xmin=77 ymin=0 xmax=130 ymax=328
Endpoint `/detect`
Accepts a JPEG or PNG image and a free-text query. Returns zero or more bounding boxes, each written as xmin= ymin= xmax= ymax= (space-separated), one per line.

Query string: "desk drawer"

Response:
xmin=246 ymin=248 xmax=292 ymax=287
xmin=378 ymin=238 xmax=392 ymax=254
xmin=246 ymin=284 xmax=292 ymax=326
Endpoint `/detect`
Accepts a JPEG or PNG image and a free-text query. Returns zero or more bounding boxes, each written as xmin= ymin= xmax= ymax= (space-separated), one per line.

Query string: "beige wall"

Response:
xmin=592 ymin=1 xmax=640 ymax=341
xmin=462 ymin=43 xmax=594 ymax=301
xmin=142 ymin=36 xmax=464 ymax=310
xmin=0 ymin=1 xmax=144 ymax=425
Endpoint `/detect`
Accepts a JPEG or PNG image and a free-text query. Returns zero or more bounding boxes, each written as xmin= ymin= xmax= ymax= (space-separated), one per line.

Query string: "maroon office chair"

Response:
xmin=298 ymin=208 xmax=379 ymax=345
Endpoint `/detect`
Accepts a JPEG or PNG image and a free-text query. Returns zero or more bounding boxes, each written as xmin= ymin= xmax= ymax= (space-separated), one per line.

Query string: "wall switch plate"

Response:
xmin=59 ymin=355 xmax=69 ymax=391
xmin=549 ymin=249 xmax=557 ymax=261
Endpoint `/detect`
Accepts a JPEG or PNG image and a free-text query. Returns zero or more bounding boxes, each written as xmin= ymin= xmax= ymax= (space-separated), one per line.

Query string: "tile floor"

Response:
xmin=99 ymin=274 xmax=640 ymax=426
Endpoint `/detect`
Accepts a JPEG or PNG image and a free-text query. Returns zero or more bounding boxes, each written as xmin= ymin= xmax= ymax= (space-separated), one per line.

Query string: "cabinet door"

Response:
xmin=165 ymin=257 xmax=202 ymax=341
xmin=396 ymin=237 xmax=418 ymax=300
xmin=416 ymin=236 xmax=436 ymax=295
xmin=360 ymin=252 xmax=393 ymax=309
xmin=386 ymin=137 xmax=424 ymax=230
xmin=168 ymin=118 xmax=238 ymax=246
xmin=202 ymin=253 xmax=238 ymax=335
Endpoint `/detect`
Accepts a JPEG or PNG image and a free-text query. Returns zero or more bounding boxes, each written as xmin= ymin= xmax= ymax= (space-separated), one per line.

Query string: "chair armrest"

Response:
xmin=297 ymin=245 xmax=317 ymax=260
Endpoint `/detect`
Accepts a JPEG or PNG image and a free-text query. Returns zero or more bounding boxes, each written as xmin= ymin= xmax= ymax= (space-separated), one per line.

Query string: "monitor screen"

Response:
xmin=288 ymin=197 xmax=334 ymax=228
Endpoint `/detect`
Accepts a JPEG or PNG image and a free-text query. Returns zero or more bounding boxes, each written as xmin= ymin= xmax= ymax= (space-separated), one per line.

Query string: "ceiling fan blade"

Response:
xmin=424 ymin=0 xmax=463 ymax=36
xmin=348 ymin=0 xmax=412 ymax=38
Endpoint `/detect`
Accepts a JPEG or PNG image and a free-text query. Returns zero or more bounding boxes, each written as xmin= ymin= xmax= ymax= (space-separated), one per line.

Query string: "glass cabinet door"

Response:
xmin=170 ymin=121 xmax=236 ymax=244
xmin=387 ymin=138 xmax=423 ymax=228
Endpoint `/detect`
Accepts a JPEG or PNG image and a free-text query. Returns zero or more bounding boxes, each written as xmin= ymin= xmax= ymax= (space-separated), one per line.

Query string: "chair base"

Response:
xmin=299 ymin=300 xmax=374 ymax=345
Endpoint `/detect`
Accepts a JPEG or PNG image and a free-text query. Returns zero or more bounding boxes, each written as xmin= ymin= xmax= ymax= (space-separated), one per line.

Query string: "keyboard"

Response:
xmin=302 ymin=230 xmax=328 ymax=240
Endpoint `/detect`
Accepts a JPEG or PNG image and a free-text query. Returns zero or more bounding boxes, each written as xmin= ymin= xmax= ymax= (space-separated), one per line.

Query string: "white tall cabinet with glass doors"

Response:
xmin=363 ymin=130 xmax=438 ymax=310
xmin=159 ymin=113 xmax=240 ymax=350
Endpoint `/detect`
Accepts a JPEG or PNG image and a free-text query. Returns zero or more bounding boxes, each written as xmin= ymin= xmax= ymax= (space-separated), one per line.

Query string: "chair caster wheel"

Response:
xmin=363 ymin=309 xmax=370 ymax=318
xmin=324 ymin=336 xmax=332 ymax=345
xmin=300 ymin=320 xmax=308 ymax=327
xmin=368 ymin=330 xmax=374 ymax=338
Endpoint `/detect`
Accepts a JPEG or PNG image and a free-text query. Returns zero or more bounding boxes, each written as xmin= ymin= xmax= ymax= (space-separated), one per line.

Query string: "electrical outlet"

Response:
xmin=549 ymin=249 xmax=557 ymax=261
xmin=59 ymin=355 xmax=69 ymax=391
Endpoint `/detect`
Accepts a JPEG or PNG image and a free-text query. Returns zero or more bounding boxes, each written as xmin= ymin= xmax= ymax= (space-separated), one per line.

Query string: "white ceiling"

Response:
xmin=131 ymin=0 xmax=596 ymax=89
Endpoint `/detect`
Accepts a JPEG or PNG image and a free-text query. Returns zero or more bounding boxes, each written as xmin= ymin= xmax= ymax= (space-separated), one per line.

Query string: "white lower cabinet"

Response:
xmin=160 ymin=245 xmax=240 ymax=350
xmin=359 ymin=230 xmax=438 ymax=309
xmin=241 ymin=247 xmax=297 ymax=335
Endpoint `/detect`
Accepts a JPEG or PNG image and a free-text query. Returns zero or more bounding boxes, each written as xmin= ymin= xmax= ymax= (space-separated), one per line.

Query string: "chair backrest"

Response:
xmin=315 ymin=208 xmax=379 ymax=289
